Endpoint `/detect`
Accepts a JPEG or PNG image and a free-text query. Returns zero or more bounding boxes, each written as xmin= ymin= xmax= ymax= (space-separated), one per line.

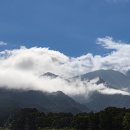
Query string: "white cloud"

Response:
xmin=0 ymin=41 xmax=7 ymax=46
xmin=0 ymin=37 xmax=130 ymax=97
xmin=96 ymin=37 xmax=130 ymax=73
xmin=0 ymin=68 xmax=128 ymax=97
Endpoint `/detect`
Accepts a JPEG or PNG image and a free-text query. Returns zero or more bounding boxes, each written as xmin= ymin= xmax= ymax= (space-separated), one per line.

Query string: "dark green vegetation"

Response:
xmin=0 ymin=88 xmax=87 ymax=118
xmin=1 ymin=107 xmax=130 ymax=130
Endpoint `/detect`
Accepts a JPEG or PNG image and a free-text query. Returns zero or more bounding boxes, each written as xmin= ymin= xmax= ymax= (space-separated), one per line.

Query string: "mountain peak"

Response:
xmin=40 ymin=72 xmax=59 ymax=78
xmin=80 ymin=69 xmax=130 ymax=90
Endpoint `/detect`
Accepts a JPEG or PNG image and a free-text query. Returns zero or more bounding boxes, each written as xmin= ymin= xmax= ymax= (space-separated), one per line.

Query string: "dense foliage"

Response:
xmin=1 ymin=107 xmax=130 ymax=130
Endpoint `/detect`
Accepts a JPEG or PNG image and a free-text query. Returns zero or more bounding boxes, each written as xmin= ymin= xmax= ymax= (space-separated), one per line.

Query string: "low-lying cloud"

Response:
xmin=0 ymin=37 xmax=130 ymax=97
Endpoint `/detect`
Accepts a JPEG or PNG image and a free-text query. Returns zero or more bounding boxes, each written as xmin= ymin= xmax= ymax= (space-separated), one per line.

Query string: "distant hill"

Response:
xmin=126 ymin=69 xmax=130 ymax=78
xmin=84 ymin=92 xmax=130 ymax=111
xmin=0 ymin=88 xmax=88 ymax=120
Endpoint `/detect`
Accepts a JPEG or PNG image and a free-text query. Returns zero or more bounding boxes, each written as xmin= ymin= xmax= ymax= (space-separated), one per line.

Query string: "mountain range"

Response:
xmin=0 ymin=69 xmax=130 ymax=117
xmin=73 ymin=69 xmax=130 ymax=111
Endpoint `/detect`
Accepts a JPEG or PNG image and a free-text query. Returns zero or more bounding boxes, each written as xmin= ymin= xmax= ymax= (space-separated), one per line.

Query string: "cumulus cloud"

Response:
xmin=96 ymin=37 xmax=130 ymax=73
xmin=0 ymin=41 xmax=7 ymax=46
xmin=0 ymin=37 xmax=130 ymax=97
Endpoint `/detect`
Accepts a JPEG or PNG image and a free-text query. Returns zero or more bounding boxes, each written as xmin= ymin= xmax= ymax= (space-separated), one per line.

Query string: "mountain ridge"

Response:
xmin=0 ymin=88 xmax=88 ymax=120
xmin=78 ymin=69 xmax=130 ymax=90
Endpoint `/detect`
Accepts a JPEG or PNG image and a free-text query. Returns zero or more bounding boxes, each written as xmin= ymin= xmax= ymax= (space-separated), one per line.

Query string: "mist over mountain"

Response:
xmin=73 ymin=90 xmax=130 ymax=112
xmin=0 ymin=37 xmax=130 ymax=114
xmin=80 ymin=92 xmax=130 ymax=111
xmin=1 ymin=68 xmax=130 ymax=115
xmin=78 ymin=69 xmax=130 ymax=90
xmin=71 ymin=69 xmax=130 ymax=111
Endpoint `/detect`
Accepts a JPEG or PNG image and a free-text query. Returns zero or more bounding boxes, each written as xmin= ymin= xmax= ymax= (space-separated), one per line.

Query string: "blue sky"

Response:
xmin=0 ymin=0 xmax=130 ymax=56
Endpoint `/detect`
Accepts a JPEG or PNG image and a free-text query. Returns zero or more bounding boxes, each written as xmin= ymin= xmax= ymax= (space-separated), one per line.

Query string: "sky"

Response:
xmin=0 ymin=0 xmax=130 ymax=96
xmin=0 ymin=0 xmax=130 ymax=56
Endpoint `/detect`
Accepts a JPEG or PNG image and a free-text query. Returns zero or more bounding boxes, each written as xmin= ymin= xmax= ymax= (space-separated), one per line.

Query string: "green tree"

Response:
xmin=72 ymin=116 xmax=89 ymax=130
xmin=89 ymin=113 xmax=99 ymax=130
xmin=123 ymin=112 xmax=130 ymax=130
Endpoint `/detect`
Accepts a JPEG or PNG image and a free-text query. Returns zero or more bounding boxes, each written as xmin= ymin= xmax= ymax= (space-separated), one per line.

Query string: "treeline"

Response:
xmin=2 ymin=107 xmax=130 ymax=130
